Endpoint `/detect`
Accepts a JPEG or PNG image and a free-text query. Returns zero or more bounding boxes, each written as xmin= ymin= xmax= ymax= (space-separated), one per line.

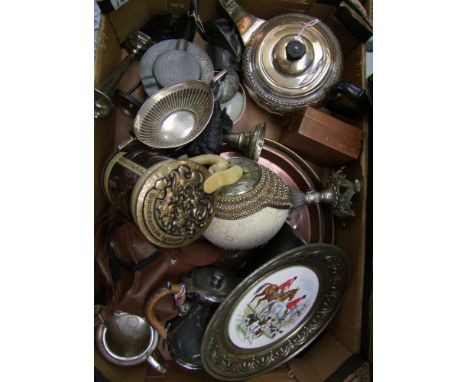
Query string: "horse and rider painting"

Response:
xmin=237 ymin=276 xmax=309 ymax=344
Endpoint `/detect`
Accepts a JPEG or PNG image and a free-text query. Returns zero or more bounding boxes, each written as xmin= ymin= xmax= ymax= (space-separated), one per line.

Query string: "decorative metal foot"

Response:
xmin=289 ymin=167 xmax=361 ymax=217
xmin=223 ymin=122 xmax=266 ymax=161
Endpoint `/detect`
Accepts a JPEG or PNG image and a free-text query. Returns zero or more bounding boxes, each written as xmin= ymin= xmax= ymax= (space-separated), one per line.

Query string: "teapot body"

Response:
xmin=167 ymin=302 xmax=217 ymax=370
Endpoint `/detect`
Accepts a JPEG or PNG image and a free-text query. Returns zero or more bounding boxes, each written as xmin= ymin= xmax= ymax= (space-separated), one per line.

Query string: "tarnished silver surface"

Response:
xmin=134 ymin=81 xmax=214 ymax=149
xmin=289 ymin=167 xmax=361 ymax=217
xmin=140 ymin=39 xmax=214 ymax=96
xmin=223 ymin=122 xmax=265 ymax=161
xmin=185 ymin=267 xmax=238 ymax=304
xmin=201 ymin=244 xmax=349 ymax=381
xmin=242 ymin=14 xmax=343 ymax=115
xmin=218 ymin=0 xmax=265 ymax=45
xmin=96 ymin=311 xmax=167 ymax=373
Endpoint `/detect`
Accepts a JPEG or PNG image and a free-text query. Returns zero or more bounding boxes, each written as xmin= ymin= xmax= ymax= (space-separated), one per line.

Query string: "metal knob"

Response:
xmin=210 ymin=270 xmax=225 ymax=289
xmin=286 ymin=41 xmax=305 ymax=61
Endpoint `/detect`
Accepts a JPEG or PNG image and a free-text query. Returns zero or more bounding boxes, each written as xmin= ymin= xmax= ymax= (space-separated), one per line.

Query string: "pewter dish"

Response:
xmin=140 ymin=39 xmax=214 ymax=96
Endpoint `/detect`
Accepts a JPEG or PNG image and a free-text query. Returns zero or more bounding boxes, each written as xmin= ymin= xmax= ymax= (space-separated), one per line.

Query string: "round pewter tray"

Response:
xmin=201 ymin=243 xmax=349 ymax=380
xmin=140 ymin=39 xmax=214 ymax=96
xmin=222 ymin=138 xmax=334 ymax=244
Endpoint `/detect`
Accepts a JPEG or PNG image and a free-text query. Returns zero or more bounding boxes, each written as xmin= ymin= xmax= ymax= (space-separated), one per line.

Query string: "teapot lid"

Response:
xmin=244 ymin=13 xmax=342 ymax=112
xmin=188 ymin=267 xmax=238 ymax=304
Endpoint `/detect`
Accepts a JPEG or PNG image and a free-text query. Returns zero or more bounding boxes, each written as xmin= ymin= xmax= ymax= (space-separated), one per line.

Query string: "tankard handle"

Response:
xmin=145 ymin=283 xmax=186 ymax=340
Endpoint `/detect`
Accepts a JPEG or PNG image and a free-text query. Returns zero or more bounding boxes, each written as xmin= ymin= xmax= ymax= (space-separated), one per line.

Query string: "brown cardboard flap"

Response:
xmin=107 ymin=0 xmax=170 ymax=43
xmin=95 ymin=15 xmax=121 ymax=85
xmin=287 ymin=333 xmax=352 ymax=382
xmin=329 ymin=118 xmax=368 ymax=353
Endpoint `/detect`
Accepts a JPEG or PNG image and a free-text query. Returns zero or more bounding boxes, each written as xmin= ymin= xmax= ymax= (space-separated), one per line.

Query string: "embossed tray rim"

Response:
xmin=200 ymin=243 xmax=349 ymax=380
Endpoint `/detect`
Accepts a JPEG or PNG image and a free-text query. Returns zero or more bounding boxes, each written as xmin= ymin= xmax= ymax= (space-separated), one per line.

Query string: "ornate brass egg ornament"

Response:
xmin=203 ymin=157 xmax=360 ymax=250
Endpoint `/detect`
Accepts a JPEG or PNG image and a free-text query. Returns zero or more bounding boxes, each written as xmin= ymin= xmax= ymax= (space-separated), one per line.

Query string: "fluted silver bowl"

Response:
xmin=134 ymin=81 xmax=214 ymax=149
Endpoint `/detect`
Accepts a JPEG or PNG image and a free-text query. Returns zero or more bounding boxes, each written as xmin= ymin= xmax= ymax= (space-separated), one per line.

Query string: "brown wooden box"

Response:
xmin=280 ymin=107 xmax=364 ymax=167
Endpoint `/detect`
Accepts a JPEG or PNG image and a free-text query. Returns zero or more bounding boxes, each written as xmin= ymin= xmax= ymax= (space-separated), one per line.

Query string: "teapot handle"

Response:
xmin=145 ymin=283 xmax=186 ymax=340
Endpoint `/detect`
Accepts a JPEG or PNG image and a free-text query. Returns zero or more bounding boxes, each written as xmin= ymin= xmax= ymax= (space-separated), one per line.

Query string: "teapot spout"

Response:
xmin=218 ymin=0 xmax=265 ymax=45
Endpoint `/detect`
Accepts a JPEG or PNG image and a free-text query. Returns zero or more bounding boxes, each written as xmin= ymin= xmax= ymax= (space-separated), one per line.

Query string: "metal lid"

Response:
xmin=201 ymin=243 xmax=349 ymax=380
xmin=219 ymin=157 xmax=262 ymax=196
xmin=131 ymin=159 xmax=216 ymax=248
xmin=215 ymin=157 xmax=291 ymax=220
xmin=243 ymin=14 xmax=342 ymax=114
xmin=187 ymin=267 xmax=238 ymax=304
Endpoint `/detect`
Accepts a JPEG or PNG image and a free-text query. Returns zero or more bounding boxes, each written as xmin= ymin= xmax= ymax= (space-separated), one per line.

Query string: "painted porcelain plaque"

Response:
xmin=201 ymin=244 xmax=349 ymax=381
xmin=228 ymin=266 xmax=319 ymax=348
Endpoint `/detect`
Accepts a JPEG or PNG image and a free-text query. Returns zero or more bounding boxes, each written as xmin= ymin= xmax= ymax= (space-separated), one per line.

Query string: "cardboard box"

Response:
xmin=94 ymin=1 xmax=370 ymax=380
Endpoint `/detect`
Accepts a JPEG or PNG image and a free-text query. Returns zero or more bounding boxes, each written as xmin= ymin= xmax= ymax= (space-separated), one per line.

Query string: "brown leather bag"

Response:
xmin=94 ymin=212 xmax=223 ymax=326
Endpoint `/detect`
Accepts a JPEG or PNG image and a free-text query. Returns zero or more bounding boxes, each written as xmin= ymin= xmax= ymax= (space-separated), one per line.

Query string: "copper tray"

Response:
xmin=222 ymin=139 xmax=334 ymax=244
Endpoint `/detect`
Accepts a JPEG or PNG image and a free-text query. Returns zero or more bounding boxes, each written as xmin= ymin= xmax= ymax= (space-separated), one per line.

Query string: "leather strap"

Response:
xmin=145 ymin=283 xmax=186 ymax=340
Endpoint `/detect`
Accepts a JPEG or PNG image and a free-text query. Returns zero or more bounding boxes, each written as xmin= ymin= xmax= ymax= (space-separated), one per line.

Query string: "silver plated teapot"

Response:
xmin=218 ymin=0 xmax=343 ymax=115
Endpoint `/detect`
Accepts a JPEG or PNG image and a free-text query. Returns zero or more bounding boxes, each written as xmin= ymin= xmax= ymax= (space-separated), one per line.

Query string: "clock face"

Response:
xmin=227 ymin=265 xmax=319 ymax=349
